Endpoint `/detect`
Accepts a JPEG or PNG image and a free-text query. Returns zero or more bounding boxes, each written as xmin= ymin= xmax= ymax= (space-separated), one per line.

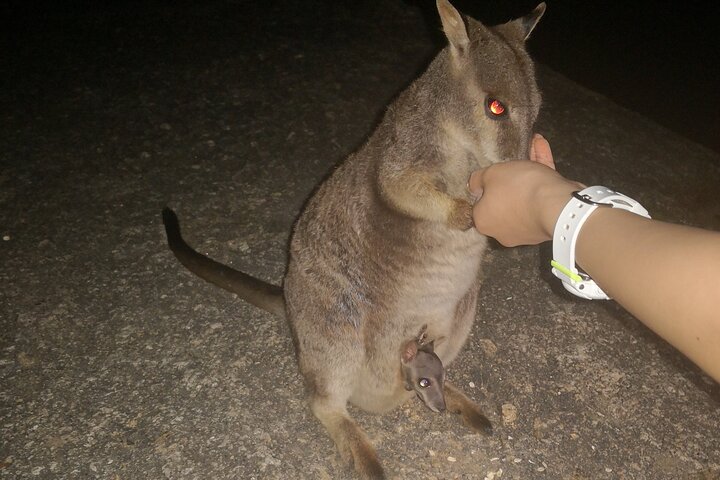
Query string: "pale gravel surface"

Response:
xmin=2 ymin=1 xmax=719 ymax=479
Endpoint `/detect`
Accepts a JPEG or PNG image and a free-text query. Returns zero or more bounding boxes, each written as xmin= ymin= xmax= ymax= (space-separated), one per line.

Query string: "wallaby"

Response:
xmin=401 ymin=324 xmax=446 ymax=413
xmin=163 ymin=1 xmax=545 ymax=478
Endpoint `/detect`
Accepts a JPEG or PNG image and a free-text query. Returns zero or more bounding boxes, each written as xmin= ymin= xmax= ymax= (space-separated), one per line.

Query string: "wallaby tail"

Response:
xmin=162 ymin=208 xmax=285 ymax=317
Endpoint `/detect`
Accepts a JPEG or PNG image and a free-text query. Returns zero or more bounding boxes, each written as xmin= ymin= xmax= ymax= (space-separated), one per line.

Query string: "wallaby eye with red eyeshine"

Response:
xmin=486 ymin=97 xmax=507 ymax=118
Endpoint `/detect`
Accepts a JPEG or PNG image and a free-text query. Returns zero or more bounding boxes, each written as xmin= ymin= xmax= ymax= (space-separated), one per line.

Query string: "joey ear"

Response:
xmin=437 ymin=0 xmax=469 ymax=54
xmin=417 ymin=324 xmax=428 ymax=345
xmin=401 ymin=341 xmax=418 ymax=364
xmin=421 ymin=336 xmax=445 ymax=353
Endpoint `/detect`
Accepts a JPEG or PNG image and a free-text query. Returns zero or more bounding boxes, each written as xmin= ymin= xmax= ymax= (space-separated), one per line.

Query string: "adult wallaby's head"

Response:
xmin=401 ymin=329 xmax=446 ymax=413
xmin=434 ymin=0 xmax=546 ymax=170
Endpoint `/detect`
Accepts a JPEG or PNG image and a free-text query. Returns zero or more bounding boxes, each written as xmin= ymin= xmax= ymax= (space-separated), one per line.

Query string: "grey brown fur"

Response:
xmin=163 ymin=1 xmax=545 ymax=478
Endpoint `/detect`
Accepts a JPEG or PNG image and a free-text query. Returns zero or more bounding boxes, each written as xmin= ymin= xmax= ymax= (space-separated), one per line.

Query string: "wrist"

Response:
xmin=574 ymin=206 xmax=611 ymax=271
xmin=551 ymin=186 xmax=651 ymax=300
xmin=539 ymin=182 xmax=579 ymax=240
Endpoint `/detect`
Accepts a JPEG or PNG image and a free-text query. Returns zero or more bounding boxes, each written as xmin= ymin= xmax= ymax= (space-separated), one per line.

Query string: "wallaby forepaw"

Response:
xmin=447 ymin=198 xmax=474 ymax=230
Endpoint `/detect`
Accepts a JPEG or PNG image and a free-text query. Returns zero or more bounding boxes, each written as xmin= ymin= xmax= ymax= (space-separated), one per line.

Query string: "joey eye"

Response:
xmin=486 ymin=97 xmax=507 ymax=118
xmin=418 ymin=378 xmax=431 ymax=388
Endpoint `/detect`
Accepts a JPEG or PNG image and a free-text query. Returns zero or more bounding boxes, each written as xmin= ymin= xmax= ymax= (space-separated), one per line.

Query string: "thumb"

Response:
xmin=468 ymin=168 xmax=488 ymax=197
xmin=530 ymin=133 xmax=555 ymax=170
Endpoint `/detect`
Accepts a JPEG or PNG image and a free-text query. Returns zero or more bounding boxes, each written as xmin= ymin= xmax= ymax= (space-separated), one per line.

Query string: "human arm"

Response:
xmin=575 ymin=208 xmax=720 ymax=382
xmin=469 ymin=145 xmax=720 ymax=382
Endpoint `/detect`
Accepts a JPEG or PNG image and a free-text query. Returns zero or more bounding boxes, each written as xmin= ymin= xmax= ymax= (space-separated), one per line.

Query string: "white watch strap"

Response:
xmin=551 ymin=186 xmax=650 ymax=300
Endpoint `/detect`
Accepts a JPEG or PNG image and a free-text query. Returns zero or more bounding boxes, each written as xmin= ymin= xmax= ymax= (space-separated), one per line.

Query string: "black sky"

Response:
xmin=3 ymin=0 xmax=719 ymax=154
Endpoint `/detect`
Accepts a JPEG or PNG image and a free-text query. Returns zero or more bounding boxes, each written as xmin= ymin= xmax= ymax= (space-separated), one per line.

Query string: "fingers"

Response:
xmin=530 ymin=133 xmax=555 ymax=169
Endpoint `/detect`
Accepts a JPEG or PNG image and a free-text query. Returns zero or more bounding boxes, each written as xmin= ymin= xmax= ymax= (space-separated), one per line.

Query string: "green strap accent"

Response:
xmin=551 ymin=260 xmax=583 ymax=282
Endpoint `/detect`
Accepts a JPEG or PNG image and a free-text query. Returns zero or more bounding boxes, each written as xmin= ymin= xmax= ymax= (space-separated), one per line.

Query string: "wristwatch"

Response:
xmin=551 ymin=186 xmax=650 ymax=300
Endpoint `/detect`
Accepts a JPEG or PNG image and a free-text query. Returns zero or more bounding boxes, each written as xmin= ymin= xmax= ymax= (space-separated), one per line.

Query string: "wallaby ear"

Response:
xmin=401 ymin=340 xmax=418 ymax=364
xmin=437 ymin=0 xmax=469 ymax=54
xmin=502 ymin=2 xmax=545 ymax=42
xmin=517 ymin=3 xmax=546 ymax=41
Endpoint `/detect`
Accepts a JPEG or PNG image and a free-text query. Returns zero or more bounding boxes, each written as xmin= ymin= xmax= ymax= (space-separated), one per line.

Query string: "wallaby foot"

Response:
xmin=444 ymin=381 xmax=493 ymax=435
xmin=311 ymin=396 xmax=385 ymax=479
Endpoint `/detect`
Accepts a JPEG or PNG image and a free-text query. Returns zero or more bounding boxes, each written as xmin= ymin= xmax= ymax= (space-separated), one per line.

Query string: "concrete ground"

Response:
xmin=2 ymin=1 xmax=719 ymax=479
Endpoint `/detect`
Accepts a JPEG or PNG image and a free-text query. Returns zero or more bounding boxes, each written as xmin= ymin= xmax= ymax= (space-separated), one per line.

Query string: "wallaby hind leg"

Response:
xmin=311 ymin=395 xmax=385 ymax=479
xmin=444 ymin=381 xmax=493 ymax=435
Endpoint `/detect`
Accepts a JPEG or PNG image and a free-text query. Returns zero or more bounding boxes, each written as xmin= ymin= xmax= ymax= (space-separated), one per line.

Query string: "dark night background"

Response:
xmin=2 ymin=0 xmax=719 ymax=154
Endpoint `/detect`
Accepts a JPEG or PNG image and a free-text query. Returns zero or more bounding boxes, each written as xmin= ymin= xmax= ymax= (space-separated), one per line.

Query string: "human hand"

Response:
xmin=468 ymin=134 xmax=582 ymax=246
